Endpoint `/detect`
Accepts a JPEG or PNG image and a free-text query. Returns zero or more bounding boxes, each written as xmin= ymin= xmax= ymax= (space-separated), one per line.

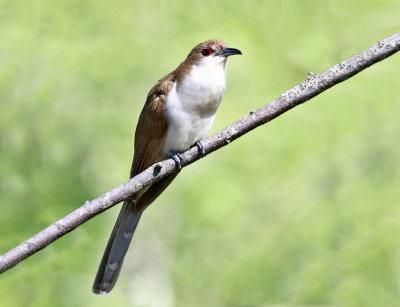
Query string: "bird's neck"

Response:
xmin=174 ymin=61 xmax=227 ymax=116
xmin=162 ymin=61 xmax=228 ymax=154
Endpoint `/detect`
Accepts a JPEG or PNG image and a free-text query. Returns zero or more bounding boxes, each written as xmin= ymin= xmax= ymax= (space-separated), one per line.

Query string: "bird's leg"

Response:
xmin=168 ymin=151 xmax=184 ymax=171
xmin=195 ymin=139 xmax=206 ymax=157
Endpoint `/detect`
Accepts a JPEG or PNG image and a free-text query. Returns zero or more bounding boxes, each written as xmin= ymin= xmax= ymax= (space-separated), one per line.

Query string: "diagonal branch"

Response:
xmin=1 ymin=32 xmax=399 ymax=274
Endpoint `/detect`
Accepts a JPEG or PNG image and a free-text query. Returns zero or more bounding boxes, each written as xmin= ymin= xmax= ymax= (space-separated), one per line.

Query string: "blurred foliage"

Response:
xmin=1 ymin=0 xmax=400 ymax=306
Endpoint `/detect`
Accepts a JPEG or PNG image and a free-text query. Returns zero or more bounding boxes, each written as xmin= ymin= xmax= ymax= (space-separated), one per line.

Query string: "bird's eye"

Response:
xmin=201 ymin=48 xmax=213 ymax=56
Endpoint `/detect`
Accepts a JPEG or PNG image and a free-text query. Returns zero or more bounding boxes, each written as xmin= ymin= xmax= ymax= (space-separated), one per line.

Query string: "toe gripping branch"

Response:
xmin=168 ymin=140 xmax=206 ymax=171
xmin=196 ymin=140 xmax=206 ymax=157
xmin=168 ymin=152 xmax=184 ymax=170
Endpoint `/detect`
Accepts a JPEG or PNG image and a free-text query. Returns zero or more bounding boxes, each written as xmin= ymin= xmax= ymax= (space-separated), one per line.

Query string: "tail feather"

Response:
xmin=92 ymin=201 xmax=142 ymax=294
xmin=92 ymin=173 xmax=178 ymax=294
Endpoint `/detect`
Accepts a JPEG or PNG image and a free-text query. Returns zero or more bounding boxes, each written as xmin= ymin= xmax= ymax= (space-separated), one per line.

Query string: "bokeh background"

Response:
xmin=1 ymin=0 xmax=400 ymax=306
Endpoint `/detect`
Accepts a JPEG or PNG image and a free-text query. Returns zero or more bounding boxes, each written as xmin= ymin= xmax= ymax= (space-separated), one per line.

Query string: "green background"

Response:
xmin=1 ymin=0 xmax=399 ymax=306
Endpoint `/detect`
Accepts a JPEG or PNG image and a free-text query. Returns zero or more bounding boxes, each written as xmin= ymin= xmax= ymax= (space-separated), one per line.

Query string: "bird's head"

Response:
xmin=185 ymin=40 xmax=242 ymax=68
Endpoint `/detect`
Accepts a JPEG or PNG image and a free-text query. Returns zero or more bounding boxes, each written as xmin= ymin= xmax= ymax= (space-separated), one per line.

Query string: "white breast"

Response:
xmin=163 ymin=60 xmax=227 ymax=154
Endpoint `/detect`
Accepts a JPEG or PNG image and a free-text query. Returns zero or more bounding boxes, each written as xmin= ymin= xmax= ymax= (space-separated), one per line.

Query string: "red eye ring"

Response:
xmin=201 ymin=47 xmax=213 ymax=56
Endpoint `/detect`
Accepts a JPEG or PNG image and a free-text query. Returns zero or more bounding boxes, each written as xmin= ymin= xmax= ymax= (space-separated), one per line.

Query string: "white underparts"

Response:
xmin=163 ymin=57 xmax=228 ymax=154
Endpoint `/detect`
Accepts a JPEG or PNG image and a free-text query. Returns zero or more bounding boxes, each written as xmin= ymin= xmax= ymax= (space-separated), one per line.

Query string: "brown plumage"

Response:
xmin=92 ymin=72 xmax=175 ymax=295
xmin=93 ymin=40 xmax=241 ymax=294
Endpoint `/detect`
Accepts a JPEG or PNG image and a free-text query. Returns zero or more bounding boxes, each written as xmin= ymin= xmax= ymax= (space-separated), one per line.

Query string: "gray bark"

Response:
xmin=1 ymin=32 xmax=399 ymax=274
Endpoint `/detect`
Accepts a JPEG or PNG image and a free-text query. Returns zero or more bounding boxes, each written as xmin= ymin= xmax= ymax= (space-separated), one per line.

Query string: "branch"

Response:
xmin=1 ymin=32 xmax=399 ymax=274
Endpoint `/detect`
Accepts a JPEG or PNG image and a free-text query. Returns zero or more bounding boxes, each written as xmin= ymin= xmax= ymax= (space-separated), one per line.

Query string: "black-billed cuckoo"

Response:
xmin=93 ymin=40 xmax=242 ymax=294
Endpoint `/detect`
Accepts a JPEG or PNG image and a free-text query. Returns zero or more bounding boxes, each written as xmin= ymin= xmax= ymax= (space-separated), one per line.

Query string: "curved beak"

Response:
xmin=219 ymin=47 xmax=242 ymax=57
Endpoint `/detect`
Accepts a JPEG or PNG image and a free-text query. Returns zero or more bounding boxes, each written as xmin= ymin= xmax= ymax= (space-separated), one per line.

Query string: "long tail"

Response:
xmin=92 ymin=173 xmax=178 ymax=294
xmin=92 ymin=200 xmax=142 ymax=294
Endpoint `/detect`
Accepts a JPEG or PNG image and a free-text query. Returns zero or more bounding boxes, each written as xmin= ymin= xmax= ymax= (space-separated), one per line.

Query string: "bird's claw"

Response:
xmin=196 ymin=140 xmax=206 ymax=157
xmin=168 ymin=152 xmax=184 ymax=170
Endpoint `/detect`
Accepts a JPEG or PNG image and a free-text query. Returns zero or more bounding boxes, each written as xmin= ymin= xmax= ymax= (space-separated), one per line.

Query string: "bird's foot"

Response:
xmin=195 ymin=140 xmax=206 ymax=157
xmin=168 ymin=151 xmax=184 ymax=171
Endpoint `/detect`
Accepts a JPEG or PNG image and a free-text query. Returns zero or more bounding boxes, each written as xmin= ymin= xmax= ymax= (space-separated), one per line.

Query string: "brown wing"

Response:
xmin=92 ymin=74 xmax=176 ymax=294
xmin=130 ymin=73 xmax=174 ymax=178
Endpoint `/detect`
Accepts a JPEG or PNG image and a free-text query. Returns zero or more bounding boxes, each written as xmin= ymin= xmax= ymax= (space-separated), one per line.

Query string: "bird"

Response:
xmin=92 ymin=40 xmax=242 ymax=294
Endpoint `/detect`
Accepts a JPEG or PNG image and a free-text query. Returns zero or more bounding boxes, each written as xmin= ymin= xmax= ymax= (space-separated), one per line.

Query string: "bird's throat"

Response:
xmin=163 ymin=63 xmax=227 ymax=154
